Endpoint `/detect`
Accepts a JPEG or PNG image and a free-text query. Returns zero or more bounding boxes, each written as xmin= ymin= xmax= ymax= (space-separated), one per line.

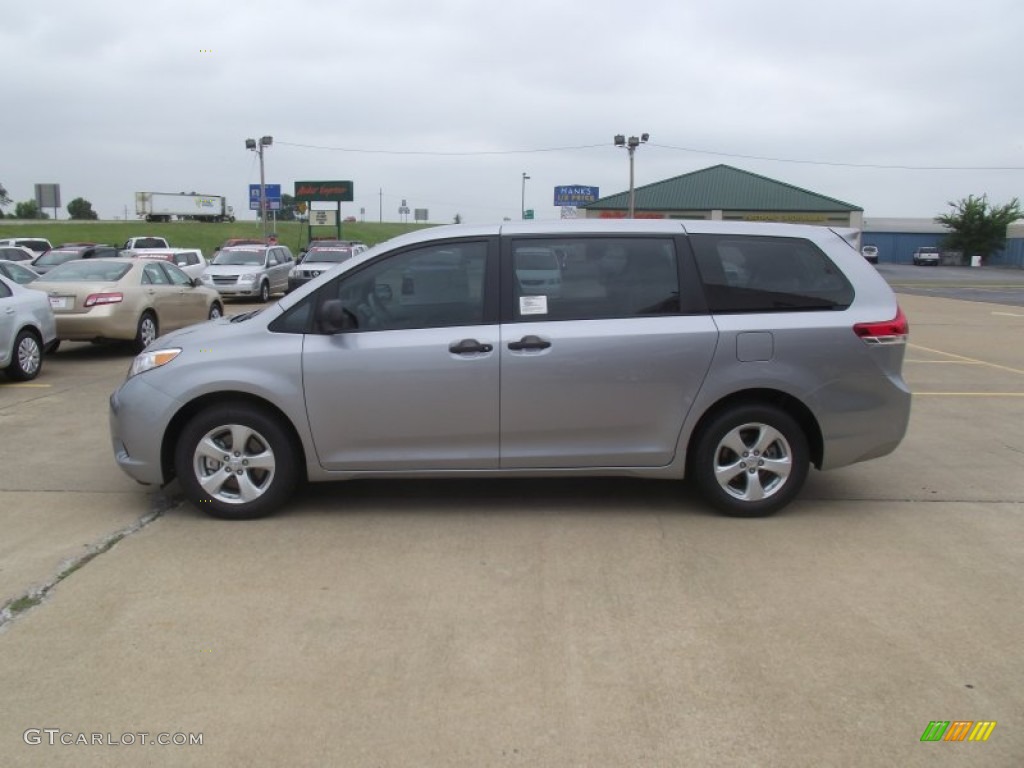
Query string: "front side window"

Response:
xmin=510 ymin=237 xmax=680 ymax=321
xmin=162 ymin=263 xmax=191 ymax=286
xmin=320 ymin=241 xmax=489 ymax=331
xmin=690 ymin=235 xmax=854 ymax=313
xmin=142 ymin=263 xmax=170 ymax=285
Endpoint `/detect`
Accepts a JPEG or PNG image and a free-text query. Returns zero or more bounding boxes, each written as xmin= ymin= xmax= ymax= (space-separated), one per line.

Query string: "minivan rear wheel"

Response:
xmin=692 ymin=404 xmax=809 ymax=517
xmin=174 ymin=404 xmax=298 ymax=520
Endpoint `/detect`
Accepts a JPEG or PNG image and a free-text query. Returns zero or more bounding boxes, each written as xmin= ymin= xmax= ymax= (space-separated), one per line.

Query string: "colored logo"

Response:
xmin=920 ymin=721 xmax=996 ymax=742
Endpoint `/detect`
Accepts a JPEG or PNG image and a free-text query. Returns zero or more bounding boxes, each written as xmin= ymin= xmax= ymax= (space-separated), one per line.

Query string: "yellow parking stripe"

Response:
xmin=1 ymin=383 xmax=52 ymax=388
xmin=908 ymin=343 xmax=1024 ymax=376
xmin=914 ymin=392 xmax=1024 ymax=397
xmin=905 ymin=360 xmax=982 ymax=364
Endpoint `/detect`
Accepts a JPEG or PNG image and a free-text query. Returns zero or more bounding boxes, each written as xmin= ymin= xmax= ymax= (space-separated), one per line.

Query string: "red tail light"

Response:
xmin=853 ymin=307 xmax=908 ymax=344
xmin=84 ymin=292 xmax=123 ymax=307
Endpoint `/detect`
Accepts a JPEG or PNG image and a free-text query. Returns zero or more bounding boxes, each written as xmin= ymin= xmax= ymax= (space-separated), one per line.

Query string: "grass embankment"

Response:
xmin=0 ymin=220 xmax=435 ymax=256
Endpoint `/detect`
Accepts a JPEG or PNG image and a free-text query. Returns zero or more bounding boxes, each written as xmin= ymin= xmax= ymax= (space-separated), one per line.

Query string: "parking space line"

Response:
xmin=1 ymin=383 xmax=52 ymax=388
xmin=905 ymin=360 xmax=982 ymax=364
xmin=914 ymin=392 xmax=1024 ymax=397
xmin=992 ymin=311 xmax=1024 ymax=318
xmin=908 ymin=343 xmax=1024 ymax=376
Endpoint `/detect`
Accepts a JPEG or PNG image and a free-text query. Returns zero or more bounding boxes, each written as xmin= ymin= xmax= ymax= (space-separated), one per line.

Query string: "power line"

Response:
xmin=649 ymin=142 xmax=1024 ymax=172
xmin=276 ymin=141 xmax=606 ymax=156
xmin=276 ymin=138 xmax=1024 ymax=171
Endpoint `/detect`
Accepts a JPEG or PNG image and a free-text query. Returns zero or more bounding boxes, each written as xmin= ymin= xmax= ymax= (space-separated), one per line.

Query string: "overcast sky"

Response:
xmin=3 ymin=0 xmax=1022 ymax=225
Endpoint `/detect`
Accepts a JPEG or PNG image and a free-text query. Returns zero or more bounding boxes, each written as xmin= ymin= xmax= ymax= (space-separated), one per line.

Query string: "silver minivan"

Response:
xmin=110 ymin=220 xmax=911 ymax=520
xmin=200 ymin=245 xmax=294 ymax=302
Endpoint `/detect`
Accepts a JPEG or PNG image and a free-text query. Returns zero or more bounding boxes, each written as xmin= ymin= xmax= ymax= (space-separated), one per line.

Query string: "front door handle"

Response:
xmin=507 ymin=334 xmax=551 ymax=351
xmin=449 ymin=338 xmax=493 ymax=355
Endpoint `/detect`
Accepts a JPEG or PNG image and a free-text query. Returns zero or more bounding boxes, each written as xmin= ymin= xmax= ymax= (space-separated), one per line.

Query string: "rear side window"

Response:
xmin=510 ymin=237 xmax=680 ymax=321
xmin=690 ymin=235 xmax=853 ymax=312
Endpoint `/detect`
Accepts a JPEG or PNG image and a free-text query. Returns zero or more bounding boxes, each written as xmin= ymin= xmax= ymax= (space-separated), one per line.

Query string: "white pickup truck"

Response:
xmin=121 ymin=236 xmax=170 ymax=251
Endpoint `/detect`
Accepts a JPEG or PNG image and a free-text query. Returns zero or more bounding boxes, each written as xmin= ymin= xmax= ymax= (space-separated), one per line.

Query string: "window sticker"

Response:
xmin=519 ymin=295 xmax=548 ymax=315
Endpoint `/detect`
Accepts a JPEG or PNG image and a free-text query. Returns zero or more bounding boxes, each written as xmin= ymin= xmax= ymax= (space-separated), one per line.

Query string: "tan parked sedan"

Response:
xmin=32 ymin=258 xmax=223 ymax=352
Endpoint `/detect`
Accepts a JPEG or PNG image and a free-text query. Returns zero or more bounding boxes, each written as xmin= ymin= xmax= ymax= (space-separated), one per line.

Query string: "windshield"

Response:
xmin=42 ymin=261 xmax=132 ymax=282
xmin=303 ymin=248 xmax=353 ymax=263
xmin=35 ymin=250 xmax=81 ymax=267
xmin=213 ymin=249 xmax=266 ymax=266
xmin=3 ymin=263 xmax=38 ymax=283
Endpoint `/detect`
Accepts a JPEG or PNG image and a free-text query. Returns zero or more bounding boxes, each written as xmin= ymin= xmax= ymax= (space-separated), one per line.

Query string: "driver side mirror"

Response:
xmin=317 ymin=298 xmax=358 ymax=334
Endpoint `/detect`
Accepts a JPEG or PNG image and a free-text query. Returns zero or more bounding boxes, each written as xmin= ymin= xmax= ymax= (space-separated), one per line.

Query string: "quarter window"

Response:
xmin=690 ymin=235 xmax=854 ymax=312
xmin=511 ymin=238 xmax=680 ymax=321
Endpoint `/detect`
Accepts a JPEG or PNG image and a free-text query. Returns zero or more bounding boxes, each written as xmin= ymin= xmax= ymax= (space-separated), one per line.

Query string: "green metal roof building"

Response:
xmin=582 ymin=164 xmax=863 ymax=228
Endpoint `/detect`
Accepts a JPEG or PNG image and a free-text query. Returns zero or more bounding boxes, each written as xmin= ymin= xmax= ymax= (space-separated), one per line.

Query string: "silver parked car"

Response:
xmin=0 ymin=274 xmax=57 ymax=381
xmin=201 ymin=244 xmax=294 ymax=302
xmin=110 ymin=220 xmax=911 ymax=520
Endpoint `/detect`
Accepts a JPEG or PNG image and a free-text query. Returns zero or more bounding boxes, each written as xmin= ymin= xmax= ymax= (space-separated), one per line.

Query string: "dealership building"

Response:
xmin=582 ymin=164 xmax=863 ymax=227
xmin=582 ymin=164 xmax=1024 ymax=267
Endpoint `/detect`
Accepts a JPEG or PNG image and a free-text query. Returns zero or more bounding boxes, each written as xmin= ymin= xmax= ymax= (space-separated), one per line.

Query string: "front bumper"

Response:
xmin=109 ymin=376 xmax=180 ymax=485
xmin=205 ymin=281 xmax=261 ymax=296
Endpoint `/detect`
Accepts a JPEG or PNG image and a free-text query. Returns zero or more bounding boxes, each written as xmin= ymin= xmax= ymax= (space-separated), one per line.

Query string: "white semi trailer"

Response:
xmin=135 ymin=192 xmax=235 ymax=223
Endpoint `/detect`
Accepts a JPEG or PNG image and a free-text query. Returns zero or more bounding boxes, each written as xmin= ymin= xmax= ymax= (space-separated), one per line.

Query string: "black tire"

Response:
xmin=259 ymin=281 xmax=270 ymax=303
xmin=691 ymin=404 xmax=809 ymax=517
xmin=209 ymin=302 xmax=223 ymax=320
xmin=133 ymin=312 xmax=158 ymax=353
xmin=174 ymin=404 xmax=299 ymax=520
xmin=5 ymin=329 xmax=42 ymax=381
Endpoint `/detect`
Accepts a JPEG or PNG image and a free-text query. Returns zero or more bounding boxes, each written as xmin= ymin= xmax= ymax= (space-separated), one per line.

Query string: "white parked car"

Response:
xmin=129 ymin=248 xmax=208 ymax=280
xmin=0 ymin=237 xmax=52 ymax=256
xmin=0 ymin=273 xmax=57 ymax=381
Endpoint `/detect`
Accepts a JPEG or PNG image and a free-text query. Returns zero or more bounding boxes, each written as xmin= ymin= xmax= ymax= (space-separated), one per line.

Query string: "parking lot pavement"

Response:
xmin=880 ymin=263 xmax=1024 ymax=306
xmin=0 ymin=296 xmax=1022 ymax=766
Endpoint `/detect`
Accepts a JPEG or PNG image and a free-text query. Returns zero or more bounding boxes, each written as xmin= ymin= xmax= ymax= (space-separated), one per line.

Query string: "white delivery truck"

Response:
xmin=135 ymin=192 xmax=235 ymax=223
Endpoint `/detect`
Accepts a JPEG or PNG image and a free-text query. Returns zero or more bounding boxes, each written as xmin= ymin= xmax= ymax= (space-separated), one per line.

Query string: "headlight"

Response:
xmin=128 ymin=348 xmax=181 ymax=378
xmin=289 ymin=267 xmax=298 ymax=277
xmin=238 ymin=274 xmax=257 ymax=284
xmin=200 ymin=274 xmax=212 ymax=283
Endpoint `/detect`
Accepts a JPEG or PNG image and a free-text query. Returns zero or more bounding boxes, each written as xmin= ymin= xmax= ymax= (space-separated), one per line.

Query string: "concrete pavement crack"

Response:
xmin=0 ymin=490 xmax=181 ymax=633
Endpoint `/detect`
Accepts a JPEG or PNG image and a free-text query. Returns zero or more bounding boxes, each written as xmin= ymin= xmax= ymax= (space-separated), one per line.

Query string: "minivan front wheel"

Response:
xmin=174 ymin=405 xmax=298 ymax=519
xmin=692 ymin=405 xmax=809 ymax=517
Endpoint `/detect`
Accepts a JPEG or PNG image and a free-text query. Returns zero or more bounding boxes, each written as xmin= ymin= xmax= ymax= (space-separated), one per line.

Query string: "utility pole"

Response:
xmin=245 ymin=136 xmax=273 ymax=238
xmin=613 ymin=133 xmax=649 ymax=218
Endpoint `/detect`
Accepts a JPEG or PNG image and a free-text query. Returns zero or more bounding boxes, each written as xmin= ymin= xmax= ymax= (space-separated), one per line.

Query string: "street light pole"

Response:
xmin=613 ymin=133 xmax=649 ymax=218
xmin=521 ymin=172 xmax=530 ymax=219
xmin=245 ymin=135 xmax=273 ymax=240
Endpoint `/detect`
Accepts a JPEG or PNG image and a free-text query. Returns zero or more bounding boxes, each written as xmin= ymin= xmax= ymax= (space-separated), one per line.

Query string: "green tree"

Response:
xmin=453 ymin=213 xmax=462 ymax=224
xmin=0 ymin=182 xmax=11 ymax=209
xmin=936 ymin=195 xmax=1023 ymax=261
xmin=276 ymin=193 xmax=297 ymax=222
xmin=67 ymin=197 xmax=99 ymax=220
xmin=14 ymin=200 xmax=49 ymax=219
